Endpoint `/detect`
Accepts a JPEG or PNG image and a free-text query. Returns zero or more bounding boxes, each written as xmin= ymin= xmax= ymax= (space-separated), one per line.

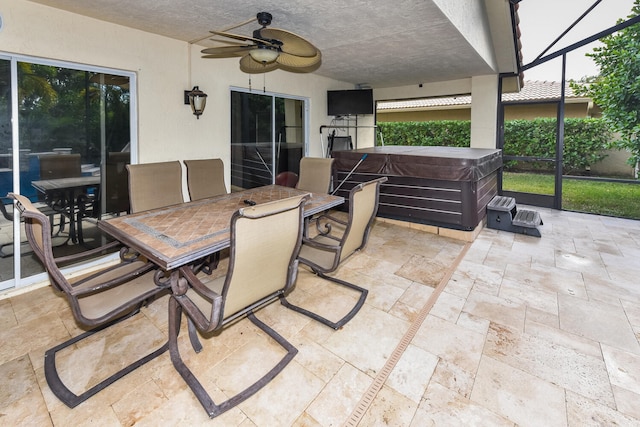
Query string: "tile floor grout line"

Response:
xmin=343 ymin=241 xmax=472 ymax=427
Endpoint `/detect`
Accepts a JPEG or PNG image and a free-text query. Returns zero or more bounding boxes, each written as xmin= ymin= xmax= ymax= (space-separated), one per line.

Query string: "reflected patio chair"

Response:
xmin=76 ymin=152 xmax=130 ymax=245
xmin=126 ymin=161 xmax=184 ymax=213
xmin=280 ymin=177 xmax=387 ymax=329
xmin=9 ymin=192 xmax=170 ymax=408
xmin=39 ymin=153 xmax=82 ymax=180
xmin=1 ymin=196 xmax=67 ymax=257
xmin=184 ymin=158 xmax=227 ymax=201
xmin=168 ymin=194 xmax=308 ymax=418
xmin=295 ymin=157 xmax=334 ymax=194
xmin=37 ymin=153 xmax=83 ymax=233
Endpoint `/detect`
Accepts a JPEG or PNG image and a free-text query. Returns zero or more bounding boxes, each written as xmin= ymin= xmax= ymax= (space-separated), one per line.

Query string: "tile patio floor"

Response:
xmin=1 ymin=206 xmax=640 ymax=426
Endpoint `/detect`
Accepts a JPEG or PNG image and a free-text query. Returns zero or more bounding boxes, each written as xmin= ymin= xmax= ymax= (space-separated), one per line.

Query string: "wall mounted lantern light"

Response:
xmin=184 ymin=86 xmax=208 ymax=119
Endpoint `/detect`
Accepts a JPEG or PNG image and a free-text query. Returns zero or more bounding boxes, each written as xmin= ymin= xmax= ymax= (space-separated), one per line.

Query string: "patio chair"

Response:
xmin=168 ymin=194 xmax=308 ymax=418
xmin=184 ymin=158 xmax=227 ymax=201
xmin=183 ymin=158 xmax=229 ymax=273
xmin=126 ymin=161 xmax=184 ymax=213
xmin=295 ymin=157 xmax=334 ymax=194
xmin=8 ymin=192 xmax=171 ymax=408
xmin=280 ymin=177 xmax=387 ymax=329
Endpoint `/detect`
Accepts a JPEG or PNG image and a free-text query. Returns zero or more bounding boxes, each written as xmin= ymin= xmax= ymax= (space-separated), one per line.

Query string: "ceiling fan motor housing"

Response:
xmin=257 ymin=12 xmax=273 ymax=27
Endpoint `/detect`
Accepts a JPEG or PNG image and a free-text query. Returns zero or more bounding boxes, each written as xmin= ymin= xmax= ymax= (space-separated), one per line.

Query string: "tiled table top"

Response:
xmin=98 ymin=185 xmax=343 ymax=269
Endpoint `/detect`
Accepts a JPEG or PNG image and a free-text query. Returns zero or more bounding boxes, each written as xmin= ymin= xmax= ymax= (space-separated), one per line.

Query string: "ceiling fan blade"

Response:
xmin=209 ymin=30 xmax=276 ymax=47
xmin=201 ymin=45 xmax=253 ymax=58
xmin=239 ymin=54 xmax=280 ymax=74
xmin=259 ymin=28 xmax=319 ymax=57
xmin=276 ymin=51 xmax=322 ymax=69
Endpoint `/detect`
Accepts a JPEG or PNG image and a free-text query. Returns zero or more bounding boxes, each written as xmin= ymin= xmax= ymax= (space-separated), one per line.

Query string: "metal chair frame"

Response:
xmin=281 ymin=177 xmax=387 ymax=329
xmin=9 ymin=192 xmax=171 ymax=408
xmin=168 ymin=195 xmax=307 ymax=418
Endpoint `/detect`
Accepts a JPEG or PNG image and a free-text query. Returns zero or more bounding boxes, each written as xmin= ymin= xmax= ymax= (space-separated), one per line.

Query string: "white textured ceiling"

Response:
xmin=25 ymin=0 xmax=519 ymax=88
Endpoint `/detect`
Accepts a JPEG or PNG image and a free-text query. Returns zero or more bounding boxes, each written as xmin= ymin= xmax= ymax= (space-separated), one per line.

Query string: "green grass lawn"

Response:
xmin=503 ymin=172 xmax=640 ymax=220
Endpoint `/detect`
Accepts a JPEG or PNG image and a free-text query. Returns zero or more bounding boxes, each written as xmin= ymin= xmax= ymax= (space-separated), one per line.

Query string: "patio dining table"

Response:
xmin=97 ymin=184 xmax=344 ymax=271
xmin=98 ymin=185 xmax=343 ymax=417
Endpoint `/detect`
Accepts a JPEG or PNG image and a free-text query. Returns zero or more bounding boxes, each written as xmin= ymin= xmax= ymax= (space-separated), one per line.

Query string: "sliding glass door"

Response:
xmin=0 ymin=55 xmax=136 ymax=291
xmin=230 ymin=89 xmax=307 ymax=190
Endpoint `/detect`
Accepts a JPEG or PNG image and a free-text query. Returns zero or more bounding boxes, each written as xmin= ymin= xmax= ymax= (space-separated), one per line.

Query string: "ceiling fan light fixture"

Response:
xmin=249 ymin=45 xmax=280 ymax=63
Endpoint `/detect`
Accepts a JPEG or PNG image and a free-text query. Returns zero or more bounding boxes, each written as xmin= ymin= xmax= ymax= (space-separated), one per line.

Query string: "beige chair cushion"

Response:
xmin=127 ymin=161 xmax=184 ymax=212
xmin=184 ymin=158 xmax=227 ymax=201
xmin=296 ymin=157 xmax=334 ymax=194
xmin=184 ymin=195 xmax=306 ymax=323
xmin=340 ymin=181 xmax=377 ymax=260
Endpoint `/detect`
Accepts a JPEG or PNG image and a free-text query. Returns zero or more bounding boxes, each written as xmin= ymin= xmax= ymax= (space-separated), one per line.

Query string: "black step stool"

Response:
xmin=486 ymin=196 xmax=543 ymax=237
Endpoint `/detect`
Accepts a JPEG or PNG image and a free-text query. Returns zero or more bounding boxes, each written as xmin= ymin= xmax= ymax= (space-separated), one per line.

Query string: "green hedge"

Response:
xmin=377 ymin=118 xmax=612 ymax=174
xmin=378 ymin=121 xmax=471 ymax=148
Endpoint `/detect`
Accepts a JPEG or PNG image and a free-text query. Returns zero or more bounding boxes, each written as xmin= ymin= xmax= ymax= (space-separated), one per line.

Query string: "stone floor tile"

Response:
xmin=485 ymin=322 xmax=615 ymax=407
xmin=471 ymin=356 xmax=567 ymax=427
xmin=359 ymin=384 xmax=418 ymax=427
xmin=462 ymin=289 xmax=526 ymax=331
xmin=414 ymin=382 xmax=513 ymax=426
xmin=322 ymin=304 xmax=409 ymax=376
xmin=413 ymin=314 xmax=485 ymax=374
xmin=385 ymin=343 xmax=438 ymax=403
xmin=566 ymin=390 xmax=640 ymax=427
xmin=429 ymin=290 xmax=466 ymax=322
xmin=558 ymin=294 xmax=640 ymax=354
xmin=611 ymin=385 xmax=640 ymax=422
xmin=305 ymin=363 xmax=372 ymax=426
xmin=602 ymin=344 xmax=640 ymax=395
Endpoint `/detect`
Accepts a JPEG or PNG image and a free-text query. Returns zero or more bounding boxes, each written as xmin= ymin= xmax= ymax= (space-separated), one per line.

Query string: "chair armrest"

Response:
xmin=54 ymin=240 xmax=122 ymax=264
xmin=0 ymin=201 xmax=14 ymax=221
xmin=301 ymin=235 xmax=341 ymax=250
xmin=313 ymin=212 xmax=347 ymax=238
xmin=177 ymin=266 xmax=224 ymax=332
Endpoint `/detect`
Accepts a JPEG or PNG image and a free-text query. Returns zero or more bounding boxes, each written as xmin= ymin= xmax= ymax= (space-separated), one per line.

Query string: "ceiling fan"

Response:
xmin=201 ymin=12 xmax=321 ymax=74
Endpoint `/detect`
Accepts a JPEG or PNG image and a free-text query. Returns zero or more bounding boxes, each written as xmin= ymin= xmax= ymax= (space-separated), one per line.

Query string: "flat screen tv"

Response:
xmin=327 ymin=89 xmax=374 ymax=116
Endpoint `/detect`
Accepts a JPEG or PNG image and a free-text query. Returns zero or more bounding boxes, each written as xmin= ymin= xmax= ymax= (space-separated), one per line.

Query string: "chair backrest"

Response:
xmin=127 ymin=161 xmax=184 ymax=212
xmin=184 ymin=158 xmax=227 ymax=201
xmin=39 ymin=154 xmax=82 ymax=179
xmin=296 ymin=157 xmax=334 ymax=194
xmin=221 ymin=195 xmax=307 ymax=321
xmin=339 ymin=177 xmax=387 ymax=261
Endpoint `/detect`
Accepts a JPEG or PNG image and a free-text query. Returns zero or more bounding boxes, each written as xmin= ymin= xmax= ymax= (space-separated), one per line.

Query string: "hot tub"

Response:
xmin=332 ymin=146 xmax=502 ymax=230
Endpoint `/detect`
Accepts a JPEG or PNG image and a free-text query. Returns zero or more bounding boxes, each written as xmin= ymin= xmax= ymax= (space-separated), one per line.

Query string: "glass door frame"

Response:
xmin=1 ymin=52 xmax=138 ymax=291
xmin=229 ymin=86 xmax=310 ymax=188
